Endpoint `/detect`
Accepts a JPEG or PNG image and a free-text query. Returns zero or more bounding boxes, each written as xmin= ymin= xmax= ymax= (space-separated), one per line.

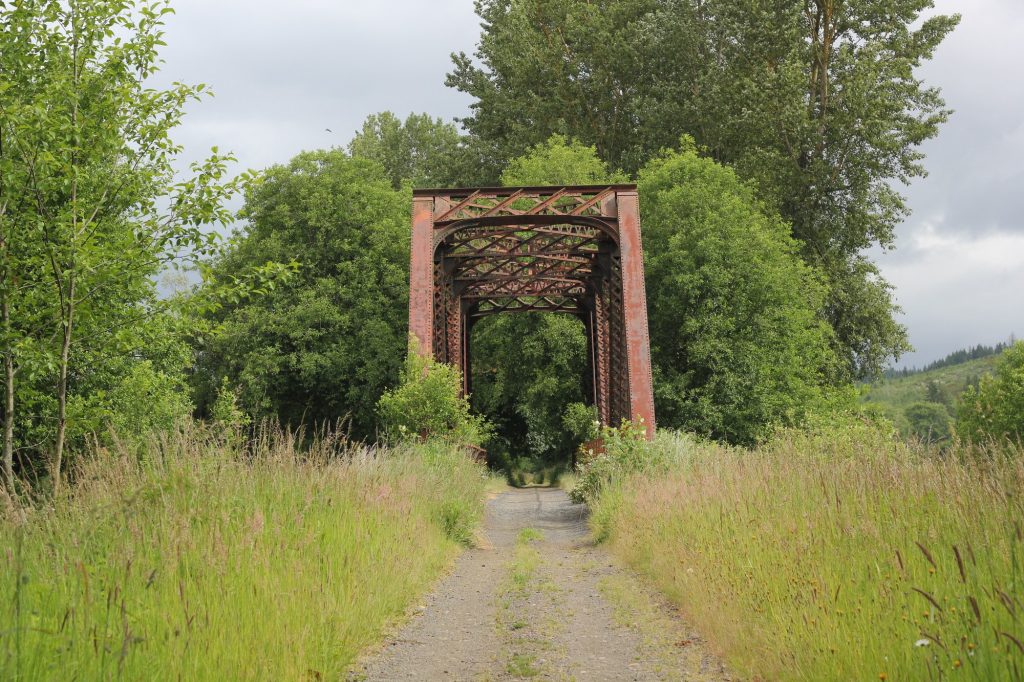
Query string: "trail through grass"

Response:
xmin=0 ymin=425 xmax=485 ymax=680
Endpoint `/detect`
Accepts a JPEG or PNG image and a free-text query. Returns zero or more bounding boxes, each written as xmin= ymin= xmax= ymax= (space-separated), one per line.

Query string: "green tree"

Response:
xmin=0 ymin=0 xmax=240 ymax=491
xmin=925 ymin=379 xmax=949 ymax=406
xmin=639 ymin=139 xmax=836 ymax=444
xmin=448 ymin=0 xmax=958 ymax=381
xmin=349 ymin=111 xmax=462 ymax=189
xmin=194 ymin=151 xmax=409 ymax=439
xmin=470 ymin=313 xmax=589 ymax=462
xmin=448 ymin=0 xmax=654 ymax=172
xmin=378 ymin=342 xmax=489 ymax=446
xmin=903 ymin=401 xmax=951 ymax=444
xmin=957 ymin=342 xmax=1024 ymax=445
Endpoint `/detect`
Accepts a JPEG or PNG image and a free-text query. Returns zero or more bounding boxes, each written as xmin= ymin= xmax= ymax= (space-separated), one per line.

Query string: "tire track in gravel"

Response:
xmin=353 ymin=487 xmax=730 ymax=681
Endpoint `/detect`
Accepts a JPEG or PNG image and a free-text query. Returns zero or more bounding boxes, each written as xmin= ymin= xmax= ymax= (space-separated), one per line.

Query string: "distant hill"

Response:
xmin=864 ymin=353 xmax=1004 ymax=436
xmin=884 ymin=341 xmax=1013 ymax=379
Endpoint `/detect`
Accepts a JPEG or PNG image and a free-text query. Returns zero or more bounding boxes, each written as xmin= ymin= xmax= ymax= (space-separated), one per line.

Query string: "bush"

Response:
xmin=377 ymin=342 xmax=491 ymax=447
xmin=563 ymin=402 xmax=599 ymax=444
xmin=569 ymin=420 xmax=675 ymax=506
xmin=957 ymin=341 xmax=1024 ymax=445
xmin=211 ymin=374 xmax=251 ymax=428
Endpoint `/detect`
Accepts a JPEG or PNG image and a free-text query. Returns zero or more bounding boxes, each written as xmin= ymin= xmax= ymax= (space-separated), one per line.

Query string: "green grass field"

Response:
xmin=0 ymin=426 xmax=485 ymax=680
xmin=591 ymin=427 xmax=1024 ymax=681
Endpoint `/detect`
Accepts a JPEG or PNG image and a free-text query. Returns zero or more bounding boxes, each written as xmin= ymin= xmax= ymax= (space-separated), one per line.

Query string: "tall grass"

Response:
xmin=1 ymin=423 xmax=485 ymax=680
xmin=592 ymin=427 xmax=1024 ymax=680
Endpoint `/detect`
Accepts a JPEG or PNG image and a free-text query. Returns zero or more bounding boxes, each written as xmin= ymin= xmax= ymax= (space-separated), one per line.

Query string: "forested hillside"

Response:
xmin=864 ymin=342 xmax=1015 ymax=442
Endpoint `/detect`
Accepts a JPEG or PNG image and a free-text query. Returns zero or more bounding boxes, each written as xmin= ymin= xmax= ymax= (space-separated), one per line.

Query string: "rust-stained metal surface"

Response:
xmin=408 ymin=185 xmax=656 ymax=437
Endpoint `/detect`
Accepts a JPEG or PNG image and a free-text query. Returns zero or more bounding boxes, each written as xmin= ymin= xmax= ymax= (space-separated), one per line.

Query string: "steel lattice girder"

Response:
xmin=409 ymin=185 xmax=656 ymax=437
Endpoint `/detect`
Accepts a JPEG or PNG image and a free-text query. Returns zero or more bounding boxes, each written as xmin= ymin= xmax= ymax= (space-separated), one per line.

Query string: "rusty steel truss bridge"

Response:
xmin=408 ymin=185 xmax=656 ymax=436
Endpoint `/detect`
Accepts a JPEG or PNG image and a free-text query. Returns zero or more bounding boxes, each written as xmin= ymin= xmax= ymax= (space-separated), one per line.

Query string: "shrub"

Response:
xmin=569 ymin=420 xmax=676 ymax=506
xmin=377 ymin=341 xmax=491 ymax=447
xmin=212 ymin=377 xmax=252 ymax=432
xmin=562 ymin=402 xmax=599 ymax=445
xmin=903 ymin=401 xmax=951 ymax=444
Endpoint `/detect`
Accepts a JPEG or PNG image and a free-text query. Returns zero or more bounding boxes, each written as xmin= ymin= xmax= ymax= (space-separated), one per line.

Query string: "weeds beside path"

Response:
xmin=591 ymin=430 xmax=1024 ymax=681
xmin=0 ymin=428 xmax=485 ymax=680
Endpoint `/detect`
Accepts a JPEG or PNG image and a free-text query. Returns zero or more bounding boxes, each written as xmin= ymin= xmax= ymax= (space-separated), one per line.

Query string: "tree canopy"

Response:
xmin=194 ymin=151 xmax=410 ymax=439
xmin=448 ymin=0 xmax=959 ymax=380
xmin=639 ymin=139 xmax=836 ymax=443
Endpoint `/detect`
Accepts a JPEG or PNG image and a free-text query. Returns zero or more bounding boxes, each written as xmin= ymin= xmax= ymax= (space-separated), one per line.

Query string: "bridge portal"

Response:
xmin=408 ymin=185 xmax=655 ymax=438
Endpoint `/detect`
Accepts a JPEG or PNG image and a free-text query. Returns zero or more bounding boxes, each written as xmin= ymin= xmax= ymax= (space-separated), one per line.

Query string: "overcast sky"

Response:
xmin=152 ymin=0 xmax=1022 ymax=368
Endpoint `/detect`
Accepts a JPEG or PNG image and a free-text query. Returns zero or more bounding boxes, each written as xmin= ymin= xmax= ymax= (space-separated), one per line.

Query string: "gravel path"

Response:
xmin=353 ymin=487 xmax=729 ymax=681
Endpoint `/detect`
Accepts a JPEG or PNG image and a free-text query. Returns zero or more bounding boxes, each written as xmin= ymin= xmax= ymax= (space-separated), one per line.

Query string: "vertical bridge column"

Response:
xmin=616 ymin=190 xmax=657 ymax=438
xmin=409 ymin=196 xmax=435 ymax=356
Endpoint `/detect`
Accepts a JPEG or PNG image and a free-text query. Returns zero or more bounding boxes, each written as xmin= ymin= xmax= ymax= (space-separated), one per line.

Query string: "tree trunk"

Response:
xmin=52 ymin=277 xmax=74 ymax=496
xmin=1 ymin=304 xmax=13 ymax=494
xmin=2 ymin=293 xmax=13 ymax=493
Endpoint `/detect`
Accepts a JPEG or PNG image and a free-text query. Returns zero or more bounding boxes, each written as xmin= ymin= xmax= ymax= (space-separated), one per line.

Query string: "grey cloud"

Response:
xmin=875 ymin=0 xmax=1024 ymax=365
xmin=152 ymin=0 xmax=479 ymax=171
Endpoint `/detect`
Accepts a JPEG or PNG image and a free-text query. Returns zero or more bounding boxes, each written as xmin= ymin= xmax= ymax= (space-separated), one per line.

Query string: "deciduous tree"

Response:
xmin=448 ymin=0 xmax=959 ymax=380
xmin=957 ymin=342 xmax=1024 ymax=446
xmin=639 ymin=139 xmax=837 ymax=443
xmin=0 ymin=0 xmax=241 ymax=491
xmin=194 ymin=151 xmax=410 ymax=439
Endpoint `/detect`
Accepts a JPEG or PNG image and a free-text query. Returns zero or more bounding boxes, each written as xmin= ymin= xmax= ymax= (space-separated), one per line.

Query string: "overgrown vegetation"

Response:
xmin=581 ymin=425 xmax=1024 ymax=681
xmin=5 ymin=0 xmax=1018 ymax=677
xmin=193 ymin=150 xmax=410 ymax=439
xmin=0 ymin=424 xmax=485 ymax=679
xmin=378 ymin=342 xmax=490 ymax=447
xmin=0 ymin=0 xmax=256 ymax=490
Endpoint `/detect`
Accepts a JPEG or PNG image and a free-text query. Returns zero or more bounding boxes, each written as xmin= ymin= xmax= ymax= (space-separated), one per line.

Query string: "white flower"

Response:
xmin=914 ymin=639 xmax=930 ymax=648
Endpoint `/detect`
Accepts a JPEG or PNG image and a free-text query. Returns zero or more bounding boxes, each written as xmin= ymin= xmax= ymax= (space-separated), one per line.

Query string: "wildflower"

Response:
xmin=915 ymin=639 xmax=931 ymax=647
xmin=879 ymin=674 xmax=888 ymax=680
xmin=953 ymin=659 xmax=962 ymax=668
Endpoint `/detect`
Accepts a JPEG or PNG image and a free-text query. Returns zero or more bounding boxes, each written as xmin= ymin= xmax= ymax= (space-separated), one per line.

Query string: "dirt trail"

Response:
xmin=353 ymin=487 xmax=729 ymax=681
